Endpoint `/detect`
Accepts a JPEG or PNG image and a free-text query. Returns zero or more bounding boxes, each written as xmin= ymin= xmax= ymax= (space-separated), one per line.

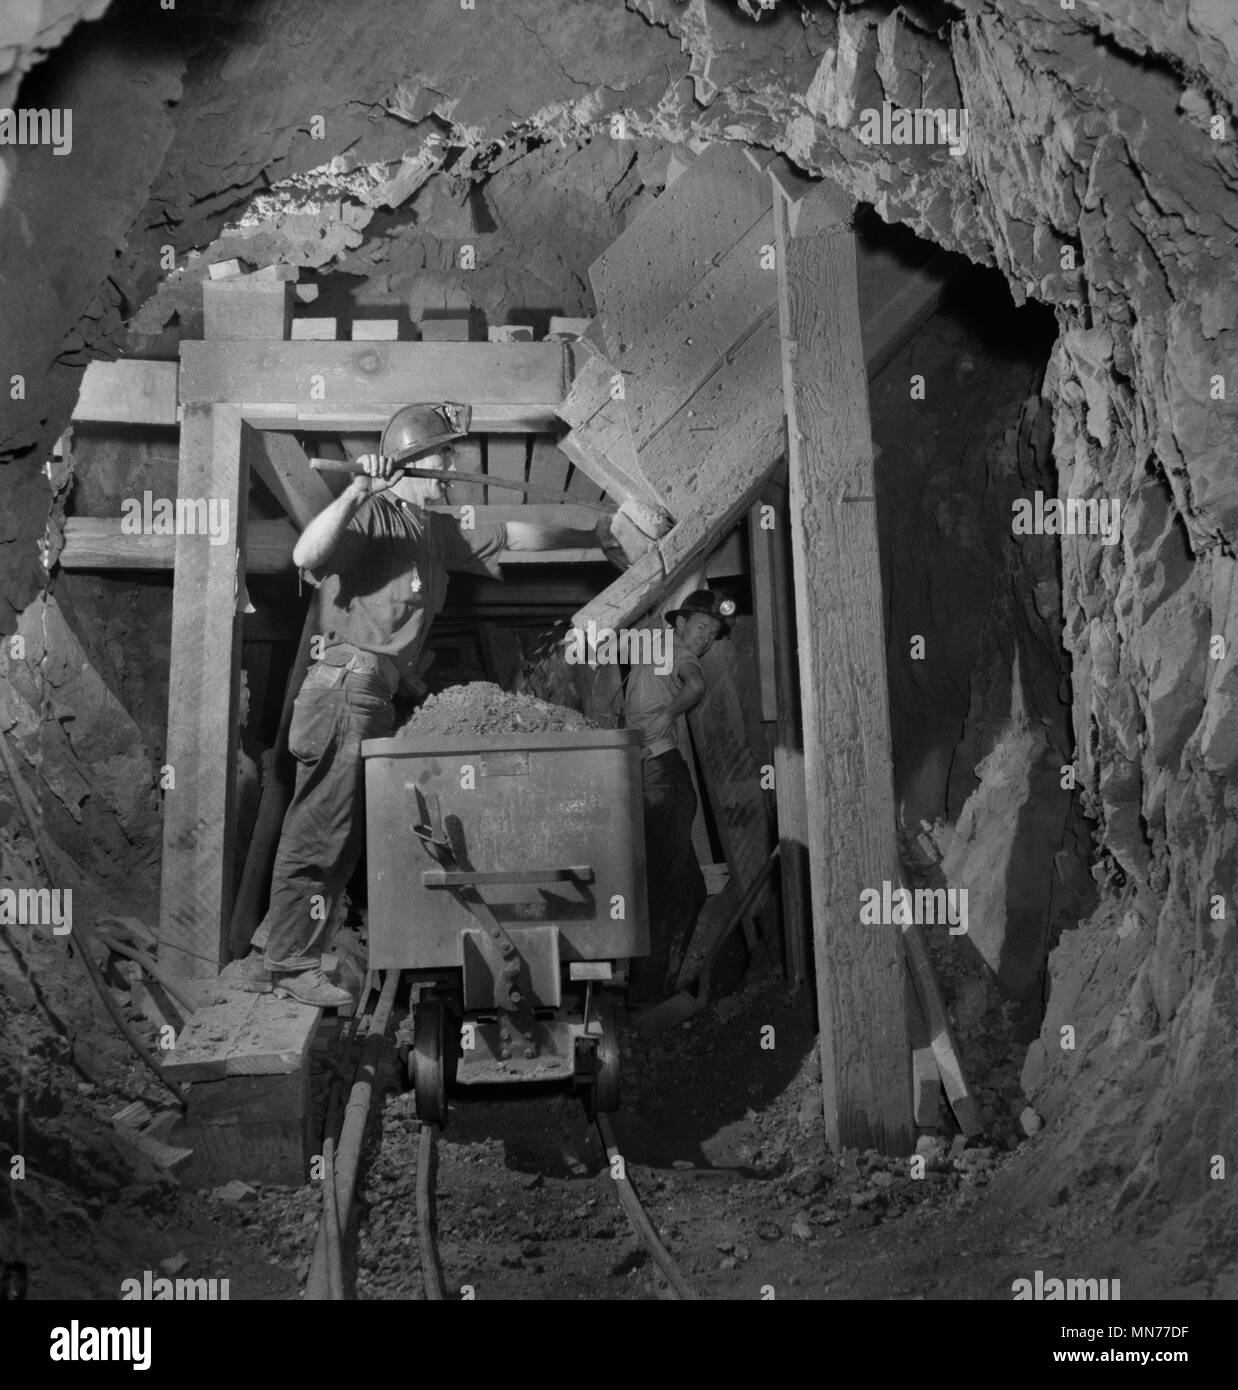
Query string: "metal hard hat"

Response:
xmin=666 ymin=589 xmax=736 ymax=637
xmin=379 ymin=402 xmax=472 ymax=464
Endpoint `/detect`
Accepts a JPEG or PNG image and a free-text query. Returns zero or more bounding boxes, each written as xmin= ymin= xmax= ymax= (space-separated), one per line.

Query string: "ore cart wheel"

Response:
xmin=411 ymin=999 xmax=452 ymax=1128
xmin=587 ymin=997 xmax=621 ymax=1118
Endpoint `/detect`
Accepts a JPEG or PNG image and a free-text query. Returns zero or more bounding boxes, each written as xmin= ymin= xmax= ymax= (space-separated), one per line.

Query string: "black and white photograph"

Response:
xmin=0 ymin=0 xmax=1234 ymax=1356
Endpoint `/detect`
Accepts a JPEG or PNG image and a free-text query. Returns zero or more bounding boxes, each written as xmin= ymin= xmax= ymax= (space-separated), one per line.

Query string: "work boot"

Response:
xmin=240 ymin=953 xmax=274 ymax=993
xmin=271 ymin=968 xmax=352 ymax=1009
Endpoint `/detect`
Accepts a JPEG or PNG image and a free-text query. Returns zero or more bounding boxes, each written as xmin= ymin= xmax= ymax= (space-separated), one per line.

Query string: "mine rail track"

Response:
xmin=305 ymin=968 xmax=699 ymax=1301
xmin=415 ymin=1112 xmax=699 ymax=1302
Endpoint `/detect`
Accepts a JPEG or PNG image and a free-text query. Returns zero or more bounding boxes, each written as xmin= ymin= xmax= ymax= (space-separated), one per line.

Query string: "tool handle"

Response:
xmin=311 ymin=458 xmax=390 ymax=476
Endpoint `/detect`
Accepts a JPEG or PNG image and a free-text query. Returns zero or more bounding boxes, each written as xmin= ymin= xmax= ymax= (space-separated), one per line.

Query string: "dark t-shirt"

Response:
xmin=304 ymin=495 xmax=505 ymax=690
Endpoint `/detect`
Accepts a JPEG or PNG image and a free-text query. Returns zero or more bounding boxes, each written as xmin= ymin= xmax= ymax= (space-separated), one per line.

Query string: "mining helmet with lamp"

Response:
xmin=379 ymin=402 xmax=473 ymax=465
xmin=666 ymin=589 xmax=737 ymax=638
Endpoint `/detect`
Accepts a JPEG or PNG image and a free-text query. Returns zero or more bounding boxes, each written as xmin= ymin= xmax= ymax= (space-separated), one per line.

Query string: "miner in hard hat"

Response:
xmin=623 ymin=589 xmax=734 ymax=1005
xmin=245 ymin=402 xmax=628 ymax=1007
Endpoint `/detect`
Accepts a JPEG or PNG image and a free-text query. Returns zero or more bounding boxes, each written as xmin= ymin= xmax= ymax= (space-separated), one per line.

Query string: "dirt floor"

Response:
xmin=4 ymin=946 xmax=1233 ymax=1301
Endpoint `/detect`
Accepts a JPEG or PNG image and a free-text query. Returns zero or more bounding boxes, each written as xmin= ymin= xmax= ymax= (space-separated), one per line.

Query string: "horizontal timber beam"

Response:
xmin=179 ymin=341 xmax=569 ymax=408
xmin=59 ymin=517 xmax=606 ymax=571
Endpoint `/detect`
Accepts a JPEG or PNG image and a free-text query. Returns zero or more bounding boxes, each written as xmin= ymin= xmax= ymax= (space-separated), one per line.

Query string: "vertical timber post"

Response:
xmin=158 ymin=402 xmax=250 ymax=980
xmin=772 ymin=177 xmax=914 ymax=1155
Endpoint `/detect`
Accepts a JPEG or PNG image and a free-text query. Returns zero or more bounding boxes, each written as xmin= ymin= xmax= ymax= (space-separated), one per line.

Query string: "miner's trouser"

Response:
xmin=261 ymin=663 xmax=395 ymax=973
xmin=629 ymin=748 xmax=707 ymax=1004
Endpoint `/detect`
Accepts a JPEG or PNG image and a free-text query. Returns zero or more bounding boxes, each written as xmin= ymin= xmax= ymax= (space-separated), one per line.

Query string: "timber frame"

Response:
xmin=69 ymin=144 xmax=967 ymax=1150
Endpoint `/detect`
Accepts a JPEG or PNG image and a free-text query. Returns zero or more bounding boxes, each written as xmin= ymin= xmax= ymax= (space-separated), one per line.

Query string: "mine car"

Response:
xmin=362 ymin=727 xmax=648 ymax=1125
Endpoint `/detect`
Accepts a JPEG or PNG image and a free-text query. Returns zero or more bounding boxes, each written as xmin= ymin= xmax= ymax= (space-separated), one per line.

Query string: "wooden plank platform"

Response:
xmin=163 ymin=992 xmax=320 ymax=1082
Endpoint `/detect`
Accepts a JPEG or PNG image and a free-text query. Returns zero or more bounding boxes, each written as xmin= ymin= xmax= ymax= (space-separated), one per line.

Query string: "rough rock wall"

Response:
xmin=872 ymin=285 xmax=1095 ymax=1007
xmin=676 ymin=0 xmax=1235 ymax=1248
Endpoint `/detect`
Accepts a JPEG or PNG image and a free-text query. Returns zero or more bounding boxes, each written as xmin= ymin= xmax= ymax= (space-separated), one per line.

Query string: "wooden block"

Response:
xmin=186 ymin=1070 xmax=308 ymax=1125
xmin=419 ymin=316 xmax=471 ymax=341
xmin=702 ymin=863 xmax=730 ymax=897
xmin=177 ymin=1069 xmax=309 ymax=1187
xmin=73 ymin=359 xmax=179 ymax=426
xmin=295 ymin=283 xmax=320 ymax=303
xmin=570 ymin=547 xmax=666 ymax=631
xmin=488 ymin=325 xmax=535 ymax=342
xmin=290 ymin=317 xmax=338 ymax=340
xmin=248 ymin=264 xmax=299 ymax=283
xmin=207 ymin=258 xmax=245 ymax=280
xmin=546 ymin=316 xmax=592 ymax=339
xmin=203 ymin=278 xmax=294 ymax=340
xmin=162 ymin=992 xmax=320 ymax=1082
xmin=352 ymin=319 xmax=400 ymax=341
xmin=114 ymin=1126 xmax=195 ymax=1176
xmin=179 ymin=342 xmax=569 ymax=409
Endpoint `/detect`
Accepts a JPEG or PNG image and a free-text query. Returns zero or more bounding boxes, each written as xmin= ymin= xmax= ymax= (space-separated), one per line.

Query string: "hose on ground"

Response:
xmin=304 ymin=968 xmax=400 ymax=1301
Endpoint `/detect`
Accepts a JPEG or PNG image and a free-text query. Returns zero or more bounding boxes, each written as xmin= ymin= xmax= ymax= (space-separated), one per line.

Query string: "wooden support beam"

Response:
xmin=178 ymin=341 xmax=569 ymax=409
xmin=59 ymin=516 xmax=604 ymax=572
xmin=485 ymin=434 xmax=527 ymax=506
xmin=530 ymin=434 xmax=572 ymax=496
xmin=748 ymin=501 xmax=779 ymax=722
xmin=902 ymin=920 xmax=982 ymax=1136
xmin=766 ymin=477 xmax=810 ymax=991
xmin=774 ymin=175 xmax=914 ymax=1156
xmin=158 ymin=404 xmax=250 ymax=981
xmin=241 ymin=402 xmax=559 ymax=433
xmin=73 ymin=359 xmax=179 ymax=426
xmin=244 ymin=427 xmax=334 ymax=530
